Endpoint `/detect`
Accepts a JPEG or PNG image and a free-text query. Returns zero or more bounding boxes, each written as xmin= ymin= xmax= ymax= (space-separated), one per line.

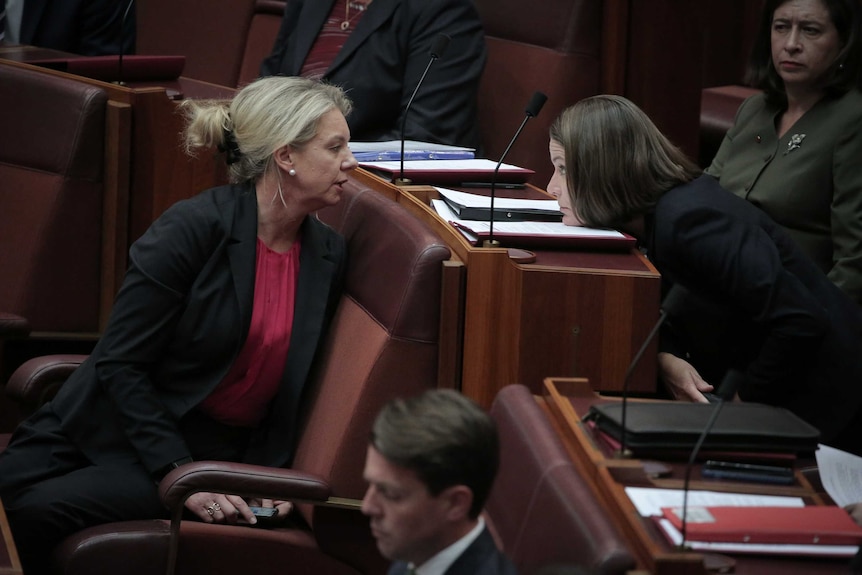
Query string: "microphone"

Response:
xmin=114 ymin=0 xmax=135 ymax=86
xmin=677 ymin=370 xmax=744 ymax=550
xmin=484 ymin=91 xmax=547 ymax=247
xmin=395 ymin=33 xmax=450 ymax=186
xmin=616 ymin=284 xmax=686 ymax=458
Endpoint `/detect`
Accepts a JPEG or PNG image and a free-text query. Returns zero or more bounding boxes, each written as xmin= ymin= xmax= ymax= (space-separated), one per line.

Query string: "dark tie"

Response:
xmin=0 ymin=3 xmax=6 ymax=43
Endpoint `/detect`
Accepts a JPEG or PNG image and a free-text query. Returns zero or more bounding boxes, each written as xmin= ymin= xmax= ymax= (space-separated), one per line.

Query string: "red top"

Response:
xmin=199 ymin=237 xmax=301 ymax=427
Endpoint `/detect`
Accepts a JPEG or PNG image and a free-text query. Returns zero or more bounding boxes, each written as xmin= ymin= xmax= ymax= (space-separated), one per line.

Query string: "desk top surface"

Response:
xmin=543 ymin=378 xmax=853 ymax=574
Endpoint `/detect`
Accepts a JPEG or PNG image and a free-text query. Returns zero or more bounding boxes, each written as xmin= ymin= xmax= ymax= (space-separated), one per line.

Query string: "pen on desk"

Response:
xmin=460 ymin=182 xmax=525 ymax=189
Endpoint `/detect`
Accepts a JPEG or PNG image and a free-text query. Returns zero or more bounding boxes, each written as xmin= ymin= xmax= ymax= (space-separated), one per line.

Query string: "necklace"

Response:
xmin=341 ymin=0 xmax=372 ymax=31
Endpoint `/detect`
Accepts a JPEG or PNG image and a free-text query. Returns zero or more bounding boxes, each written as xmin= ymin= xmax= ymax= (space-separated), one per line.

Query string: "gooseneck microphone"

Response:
xmin=115 ymin=0 xmax=136 ymax=85
xmin=395 ymin=33 xmax=451 ymax=186
xmin=485 ymin=91 xmax=547 ymax=246
xmin=677 ymin=370 xmax=744 ymax=550
xmin=617 ymin=284 xmax=686 ymax=458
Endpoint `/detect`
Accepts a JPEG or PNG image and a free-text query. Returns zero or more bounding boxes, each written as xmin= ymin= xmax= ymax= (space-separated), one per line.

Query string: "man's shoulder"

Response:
xmin=446 ymin=528 xmax=518 ymax=575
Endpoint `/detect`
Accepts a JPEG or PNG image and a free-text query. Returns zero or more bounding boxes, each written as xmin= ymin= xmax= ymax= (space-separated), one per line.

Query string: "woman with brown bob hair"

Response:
xmin=547 ymin=95 xmax=862 ymax=455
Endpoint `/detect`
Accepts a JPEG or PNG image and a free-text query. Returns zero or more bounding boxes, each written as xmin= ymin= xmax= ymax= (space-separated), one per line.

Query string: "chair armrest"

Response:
xmin=6 ymin=354 xmax=88 ymax=406
xmin=158 ymin=461 xmax=332 ymax=510
xmin=0 ymin=311 xmax=30 ymax=338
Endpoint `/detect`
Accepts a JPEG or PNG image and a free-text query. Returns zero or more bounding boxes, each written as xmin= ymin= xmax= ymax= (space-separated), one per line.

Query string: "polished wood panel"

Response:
xmin=0 ymin=501 xmax=22 ymax=575
xmin=352 ymin=169 xmax=662 ymax=408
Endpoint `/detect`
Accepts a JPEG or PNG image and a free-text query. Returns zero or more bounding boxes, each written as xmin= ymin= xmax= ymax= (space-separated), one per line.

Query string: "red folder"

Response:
xmin=661 ymin=506 xmax=862 ymax=546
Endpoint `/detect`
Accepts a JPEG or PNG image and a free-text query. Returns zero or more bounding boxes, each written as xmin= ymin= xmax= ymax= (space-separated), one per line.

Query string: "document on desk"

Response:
xmin=815 ymin=443 xmax=862 ymax=507
xmin=359 ymin=158 xmax=535 ymax=184
xmin=349 ymin=140 xmax=475 ymax=161
xmin=431 ymin=198 xmax=635 ymax=250
xmin=628 ymin=487 xmax=860 ymax=557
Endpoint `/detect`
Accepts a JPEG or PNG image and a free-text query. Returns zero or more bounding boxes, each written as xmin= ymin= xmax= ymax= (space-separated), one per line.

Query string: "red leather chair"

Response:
xmin=473 ymin=0 xmax=603 ymax=185
xmin=0 ymin=63 xmax=108 ymax=339
xmin=487 ymin=385 xmax=636 ymax=575
xmin=699 ymin=85 xmax=760 ymax=167
xmin=5 ymin=179 xmax=452 ymax=575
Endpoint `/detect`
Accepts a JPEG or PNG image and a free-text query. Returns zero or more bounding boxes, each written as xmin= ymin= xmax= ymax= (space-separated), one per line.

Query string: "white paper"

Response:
xmin=815 ymin=443 xmax=862 ymax=507
xmin=625 ymin=486 xmax=804 ymax=517
xmin=431 ymin=199 xmax=626 ymax=238
xmin=436 ymin=187 xmax=561 ymax=212
xmin=360 ymin=158 xmax=528 ymax=172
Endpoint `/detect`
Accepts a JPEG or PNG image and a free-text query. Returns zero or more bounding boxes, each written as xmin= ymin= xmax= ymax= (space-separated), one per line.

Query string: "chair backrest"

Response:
xmin=0 ymin=63 xmax=108 ymax=334
xmin=136 ymin=0 xmax=257 ymax=86
xmin=473 ymin=0 xmax=602 ymax=186
xmin=487 ymin=384 xmax=636 ymax=575
xmin=237 ymin=0 xmax=285 ymax=87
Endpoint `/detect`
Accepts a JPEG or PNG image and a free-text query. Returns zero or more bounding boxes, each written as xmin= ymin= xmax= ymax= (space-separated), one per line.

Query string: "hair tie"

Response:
xmin=218 ymin=120 xmax=242 ymax=165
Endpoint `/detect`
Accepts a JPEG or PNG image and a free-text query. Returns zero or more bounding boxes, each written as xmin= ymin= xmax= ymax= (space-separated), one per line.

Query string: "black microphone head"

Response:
xmin=525 ymin=91 xmax=548 ymax=117
xmin=716 ymin=369 xmax=745 ymax=401
xmin=430 ymin=34 xmax=451 ymax=59
xmin=660 ymin=283 xmax=687 ymax=316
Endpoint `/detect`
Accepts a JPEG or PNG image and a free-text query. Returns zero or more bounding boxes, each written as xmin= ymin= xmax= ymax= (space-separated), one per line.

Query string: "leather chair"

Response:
xmin=487 ymin=385 xmax=636 ymax=575
xmin=473 ymin=0 xmax=602 ymax=186
xmin=3 ymin=177 xmax=451 ymax=575
xmin=0 ymin=64 xmax=108 ymax=338
xmin=237 ymin=0 xmax=286 ymax=87
xmin=699 ymin=85 xmax=759 ymax=168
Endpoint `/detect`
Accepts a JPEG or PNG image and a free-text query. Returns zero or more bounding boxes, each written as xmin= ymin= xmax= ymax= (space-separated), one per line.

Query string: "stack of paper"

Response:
xmin=349 ymin=140 xmax=475 ymax=161
xmin=431 ymin=189 xmax=634 ymax=251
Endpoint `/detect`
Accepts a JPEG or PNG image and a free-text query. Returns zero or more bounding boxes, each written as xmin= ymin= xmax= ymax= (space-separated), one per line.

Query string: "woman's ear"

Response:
xmin=273 ymin=145 xmax=295 ymax=172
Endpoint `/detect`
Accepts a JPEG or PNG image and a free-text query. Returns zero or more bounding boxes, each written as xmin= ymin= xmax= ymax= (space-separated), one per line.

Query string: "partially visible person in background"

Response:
xmin=362 ymin=389 xmax=518 ymax=575
xmin=1 ymin=0 xmax=136 ymax=55
xmin=706 ymin=0 xmax=862 ymax=303
xmin=260 ymin=0 xmax=486 ymax=149
xmin=548 ymin=94 xmax=862 ymax=456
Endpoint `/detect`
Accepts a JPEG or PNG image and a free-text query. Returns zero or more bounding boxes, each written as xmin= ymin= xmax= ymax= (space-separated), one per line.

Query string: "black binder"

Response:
xmin=585 ymin=402 xmax=820 ymax=454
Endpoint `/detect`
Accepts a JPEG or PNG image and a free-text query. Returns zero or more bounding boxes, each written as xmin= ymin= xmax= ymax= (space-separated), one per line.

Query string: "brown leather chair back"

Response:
xmin=473 ymin=0 xmax=602 ymax=186
xmin=237 ymin=0 xmax=286 ymax=87
xmin=136 ymin=0 xmax=256 ymax=86
xmin=0 ymin=64 xmax=107 ymax=334
xmin=488 ymin=385 xmax=636 ymax=575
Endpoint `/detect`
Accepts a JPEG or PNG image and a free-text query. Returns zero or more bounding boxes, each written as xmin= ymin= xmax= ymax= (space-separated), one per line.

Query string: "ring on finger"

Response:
xmin=205 ymin=504 xmax=216 ymax=516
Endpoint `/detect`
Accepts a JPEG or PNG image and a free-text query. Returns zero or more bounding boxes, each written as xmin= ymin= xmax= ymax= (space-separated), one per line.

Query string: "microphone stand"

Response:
xmin=677 ymin=370 xmax=744 ymax=551
xmin=617 ymin=284 xmax=685 ymax=458
xmin=485 ymin=91 xmax=547 ymax=247
xmin=395 ymin=33 xmax=450 ymax=186
xmin=114 ymin=0 xmax=135 ymax=86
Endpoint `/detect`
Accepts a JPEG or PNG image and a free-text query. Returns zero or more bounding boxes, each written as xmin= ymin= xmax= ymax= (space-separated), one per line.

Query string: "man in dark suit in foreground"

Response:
xmin=361 ymin=389 xmax=517 ymax=575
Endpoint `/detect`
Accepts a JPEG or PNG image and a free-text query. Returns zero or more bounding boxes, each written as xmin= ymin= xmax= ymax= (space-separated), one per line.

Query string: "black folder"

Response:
xmin=585 ymin=402 xmax=820 ymax=454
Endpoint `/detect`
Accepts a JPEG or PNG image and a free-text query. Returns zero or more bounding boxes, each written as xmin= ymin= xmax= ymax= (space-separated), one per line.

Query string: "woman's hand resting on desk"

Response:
xmin=186 ymin=491 xmax=293 ymax=524
xmin=658 ymin=352 xmax=714 ymax=403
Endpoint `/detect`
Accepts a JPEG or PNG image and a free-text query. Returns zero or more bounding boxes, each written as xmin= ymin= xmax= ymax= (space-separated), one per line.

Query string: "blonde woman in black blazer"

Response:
xmin=0 ymin=76 xmax=357 ymax=575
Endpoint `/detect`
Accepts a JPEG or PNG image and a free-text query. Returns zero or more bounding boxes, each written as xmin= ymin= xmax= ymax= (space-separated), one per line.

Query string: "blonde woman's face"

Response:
xmin=547 ymin=139 xmax=582 ymax=226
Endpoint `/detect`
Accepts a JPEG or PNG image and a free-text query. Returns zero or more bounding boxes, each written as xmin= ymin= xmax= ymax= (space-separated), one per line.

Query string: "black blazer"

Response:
xmin=260 ymin=0 xmax=486 ymax=149
xmin=647 ymin=175 xmax=862 ymax=449
xmin=19 ymin=0 xmax=135 ymax=56
xmin=387 ymin=527 xmax=518 ymax=575
xmin=50 ymin=184 xmax=346 ymax=475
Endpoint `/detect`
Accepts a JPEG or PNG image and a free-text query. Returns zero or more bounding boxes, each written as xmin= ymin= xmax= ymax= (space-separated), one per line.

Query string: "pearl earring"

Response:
xmin=289 ymin=168 xmax=297 ymax=176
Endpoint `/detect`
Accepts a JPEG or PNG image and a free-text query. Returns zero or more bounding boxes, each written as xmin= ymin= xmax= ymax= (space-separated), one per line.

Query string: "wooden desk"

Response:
xmin=352 ymin=169 xmax=662 ymax=407
xmin=0 ymin=501 xmax=22 ymax=575
xmin=542 ymin=377 xmax=852 ymax=574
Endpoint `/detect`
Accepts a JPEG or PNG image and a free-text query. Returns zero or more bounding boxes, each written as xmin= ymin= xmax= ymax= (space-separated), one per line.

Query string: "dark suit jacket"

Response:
xmin=647 ymin=175 xmax=862 ymax=450
xmin=260 ymin=0 xmax=486 ymax=149
xmin=50 ymin=183 xmax=346 ymax=475
xmin=20 ymin=0 xmax=135 ymax=56
xmin=387 ymin=527 xmax=518 ymax=575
